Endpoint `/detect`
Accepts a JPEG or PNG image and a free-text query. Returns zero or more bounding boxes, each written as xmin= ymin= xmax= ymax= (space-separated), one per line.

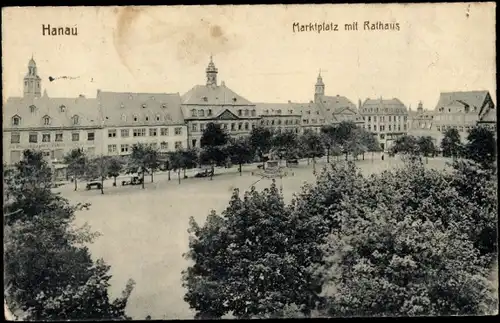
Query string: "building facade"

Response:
xmin=97 ymin=90 xmax=187 ymax=156
xmin=359 ymin=97 xmax=409 ymax=151
xmin=254 ymin=103 xmax=301 ymax=133
xmin=3 ymin=58 xmax=104 ymax=165
xmin=181 ymin=57 xmax=259 ymax=148
xmin=431 ymin=91 xmax=496 ymax=143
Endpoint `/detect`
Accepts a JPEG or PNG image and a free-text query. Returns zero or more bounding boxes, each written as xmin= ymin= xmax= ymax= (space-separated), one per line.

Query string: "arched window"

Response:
xmin=191 ymin=109 xmax=197 ymax=117
xmin=121 ymin=114 xmax=127 ymax=121
xmin=156 ymin=115 xmax=161 ymax=121
xmin=12 ymin=115 xmax=21 ymax=126
xmin=60 ymin=105 xmax=66 ymax=112
xmin=72 ymin=115 xmax=79 ymax=125
xmin=133 ymin=115 xmax=138 ymax=122
xmin=199 ymin=109 xmax=205 ymax=117
xmin=29 ymin=105 xmax=36 ymax=113
xmin=43 ymin=115 xmax=51 ymax=125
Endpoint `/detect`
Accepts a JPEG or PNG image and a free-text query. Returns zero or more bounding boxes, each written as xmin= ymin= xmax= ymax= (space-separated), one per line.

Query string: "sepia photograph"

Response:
xmin=2 ymin=3 xmax=498 ymax=320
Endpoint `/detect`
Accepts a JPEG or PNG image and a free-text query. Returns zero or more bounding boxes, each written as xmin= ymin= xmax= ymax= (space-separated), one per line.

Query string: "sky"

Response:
xmin=2 ymin=3 xmax=496 ymax=111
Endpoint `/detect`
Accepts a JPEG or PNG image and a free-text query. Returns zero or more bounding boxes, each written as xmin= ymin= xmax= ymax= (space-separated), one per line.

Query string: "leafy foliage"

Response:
xmin=227 ymin=137 xmax=254 ymax=174
xmin=63 ymin=148 xmax=87 ymax=191
xmin=441 ymin=128 xmax=462 ymax=158
xmin=464 ymin=125 xmax=497 ymax=169
xmin=417 ymin=136 xmax=437 ymax=157
xmin=4 ymin=150 xmax=135 ymax=320
xmin=200 ymin=122 xmax=229 ymax=148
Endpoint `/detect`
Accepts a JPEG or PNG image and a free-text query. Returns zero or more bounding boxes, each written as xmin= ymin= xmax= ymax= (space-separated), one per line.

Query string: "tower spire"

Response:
xmin=206 ymin=55 xmax=218 ymax=87
xmin=314 ymin=69 xmax=325 ymax=103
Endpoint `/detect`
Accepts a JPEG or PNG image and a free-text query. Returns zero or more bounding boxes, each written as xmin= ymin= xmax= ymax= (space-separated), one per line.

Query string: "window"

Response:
xmin=238 ymin=110 xmax=242 ymax=116
xmin=238 ymin=123 xmax=242 ymax=130
xmin=133 ymin=128 xmax=146 ymax=137
xmin=252 ymin=124 xmax=256 ymax=129
xmin=192 ymin=123 xmax=198 ymax=132
xmin=29 ymin=133 xmax=38 ymax=143
xmin=108 ymin=144 xmax=117 ymax=153
xmin=60 ymin=105 xmax=66 ymax=112
xmin=389 ymin=116 xmax=392 ymax=122
xmin=389 ymin=125 xmax=392 ymax=131
xmin=244 ymin=122 xmax=249 ymax=130
xmin=251 ymin=110 xmax=256 ymax=116
xmin=43 ymin=116 xmax=51 ymax=125
xmin=374 ymin=125 xmax=377 ymax=131
xmin=191 ymin=109 xmax=197 ymax=117
xmin=307 ymin=110 xmax=311 ymax=115
xmin=296 ymin=120 xmax=299 ymax=124
xmin=121 ymin=114 xmax=127 ymax=122
xmin=108 ymin=129 xmax=117 ymax=138
xmin=121 ymin=129 xmax=130 ymax=137
xmin=156 ymin=115 xmax=160 ymax=121
xmin=199 ymin=110 xmax=205 ymax=117
xmin=72 ymin=133 xmax=80 ymax=141
xmin=142 ymin=104 xmax=147 ymax=109
xmin=133 ymin=115 xmax=138 ymax=122
xmin=30 ymin=105 xmax=36 ymax=113
xmin=149 ymin=128 xmax=158 ymax=136
xmin=208 ymin=109 xmax=213 ymax=116
xmin=403 ymin=124 xmax=407 ymax=131
xmin=380 ymin=134 xmax=385 ymax=139
xmin=55 ymin=133 xmax=63 ymax=142
xmin=161 ymin=142 xmax=168 ymax=150
xmin=231 ymin=123 xmax=235 ymax=131
xmin=175 ymin=141 xmax=183 ymax=149
xmin=174 ymin=127 xmax=182 ymax=135
xmin=42 ymin=133 xmax=51 ymax=142
xmin=271 ymin=120 xmax=275 ymax=125
xmin=374 ymin=116 xmax=377 ymax=121
xmin=12 ymin=116 xmax=20 ymax=126
xmin=277 ymin=120 xmax=282 ymax=125
xmin=201 ymin=123 xmax=206 ymax=132
xmin=120 ymin=144 xmax=129 ymax=153
xmin=88 ymin=132 xmax=95 ymax=141
xmin=145 ymin=116 xmax=149 ymax=122
xmin=368 ymin=116 xmax=371 ymax=122
xmin=398 ymin=125 xmax=401 ymax=131
xmin=11 ymin=132 xmax=20 ymax=144
xmin=404 ymin=116 xmax=407 ymax=121
xmin=72 ymin=115 xmax=79 ymax=125
xmin=161 ymin=128 xmax=169 ymax=136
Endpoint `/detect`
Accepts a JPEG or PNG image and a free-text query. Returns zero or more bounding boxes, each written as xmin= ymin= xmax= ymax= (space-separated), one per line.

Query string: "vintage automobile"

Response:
xmin=121 ymin=176 xmax=144 ymax=186
xmin=86 ymin=181 xmax=102 ymax=190
xmin=194 ymin=166 xmax=214 ymax=178
xmin=286 ymin=159 xmax=299 ymax=167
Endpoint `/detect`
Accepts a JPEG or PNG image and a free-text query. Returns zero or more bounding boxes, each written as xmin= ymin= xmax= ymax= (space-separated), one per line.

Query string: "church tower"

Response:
xmin=24 ymin=56 xmax=42 ymax=98
xmin=417 ymin=101 xmax=423 ymax=113
xmin=206 ymin=55 xmax=218 ymax=87
xmin=314 ymin=70 xmax=325 ymax=103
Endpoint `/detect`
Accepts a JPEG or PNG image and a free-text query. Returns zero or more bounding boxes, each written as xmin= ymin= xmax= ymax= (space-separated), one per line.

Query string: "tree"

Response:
xmin=63 ymin=148 xmax=86 ymax=191
xmin=181 ymin=148 xmax=199 ymax=178
xmin=169 ymin=150 xmax=185 ymax=184
xmin=441 ymin=128 xmax=462 ymax=159
xmin=388 ymin=135 xmax=420 ymax=160
xmin=417 ymin=136 xmax=437 ymax=163
xmin=299 ymin=130 xmax=324 ymax=172
xmin=200 ymin=123 xmax=230 ymax=179
xmin=130 ymin=143 xmax=150 ymax=189
xmin=107 ymin=156 xmax=124 ymax=187
xmin=334 ymin=121 xmax=358 ymax=160
xmin=84 ymin=155 xmax=109 ymax=194
xmin=144 ymin=146 xmax=160 ymax=183
xmin=4 ymin=152 xmax=136 ymax=320
xmin=464 ymin=125 xmax=497 ymax=169
xmin=227 ymin=137 xmax=254 ymax=175
xmin=249 ymin=126 xmax=273 ymax=168
xmin=320 ymin=125 xmax=339 ymax=163
xmin=271 ymin=129 xmax=298 ymax=161
xmin=182 ymin=182 xmax=321 ymax=319
xmin=359 ymin=129 xmax=382 ymax=160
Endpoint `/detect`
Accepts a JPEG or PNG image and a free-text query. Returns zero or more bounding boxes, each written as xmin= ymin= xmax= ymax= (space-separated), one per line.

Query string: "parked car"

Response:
xmin=86 ymin=181 xmax=102 ymax=190
xmin=121 ymin=176 xmax=144 ymax=186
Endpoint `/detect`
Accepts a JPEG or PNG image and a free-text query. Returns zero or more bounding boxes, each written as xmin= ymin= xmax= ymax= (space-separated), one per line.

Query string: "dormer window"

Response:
xmin=277 ymin=109 xmax=282 ymax=114
xmin=202 ymin=96 xmax=208 ymax=102
xmin=120 ymin=103 xmax=125 ymax=108
xmin=43 ymin=115 xmax=51 ymax=125
xmin=244 ymin=109 xmax=249 ymax=116
xmin=208 ymin=109 xmax=213 ymax=116
xmin=12 ymin=115 xmax=21 ymax=126
xmin=156 ymin=115 xmax=161 ymax=121
xmin=133 ymin=115 xmax=138 ymax=122
xmin=232 ymin=98 xmax=237 ymax=103
xmin=464 ymin=106 xmax=470 ymax=113
xmin=142 ymin=104 xmax=147 ymax=109
xmin=165 ymin=114 xmax=172 ymax=121
xmin=60 ymin=105 xmax=66 ymax=112
xmin=145 ymin=116 xmax=149 ymax=122
xmin=199 ymin=109 xmax=205 ymax=117
xmin=121 ymin=114 xmax=127 ymax=121
xmin=30 ymin=105 xmax=36 ymax=113
xmin=161 ymin=104 xmax=167 ymax=109
xmin=191 ymin=109 xmax=197 ymax=117
xmin=72 ymin=115 xmax=79 ymax=125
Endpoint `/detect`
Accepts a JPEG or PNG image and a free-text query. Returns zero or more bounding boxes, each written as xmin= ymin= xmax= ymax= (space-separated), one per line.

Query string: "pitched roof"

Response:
xmin=3 ymin=95 xmax=100 ymax=129
xmin=434 ymin=91 xmax=491 ymax=112
xmin=181 ymin=83 xmax=253 ymax=106
xmin=478 ymin=106 xmax=497 ymax=123
xmin=319 ymin=95 xmax=358 ymax=114
xmin=254 ymin=102 xmax=301 ymax=116
xmin=97 ymin=91 xmax=184 ymax=126
xmin=360 ymin=98 xmax=408 ymax=115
